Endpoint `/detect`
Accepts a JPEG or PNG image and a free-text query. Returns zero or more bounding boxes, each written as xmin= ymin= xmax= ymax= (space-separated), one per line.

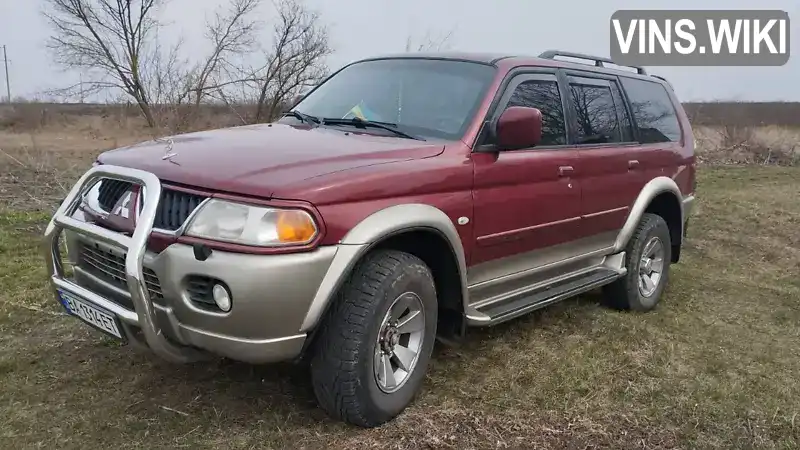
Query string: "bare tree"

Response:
xmin=141 ymin=35 xmax=199 ymax=131
xmin=190 ymin=0 xmax=261 ymax=106
xmin=249 ymin=0 xmax=330 ymax=122
xmin=43 ymin=0 xmax=164 ymax=127
xmin=141 ymin=32 xmax=186 ymax=104
xmin=43 ymin=0 xmax=327 ymax=127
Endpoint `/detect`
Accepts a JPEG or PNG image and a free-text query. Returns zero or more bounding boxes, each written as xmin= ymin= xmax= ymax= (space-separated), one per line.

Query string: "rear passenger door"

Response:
xmin=563 ymin=73 xmax=641 ymax=239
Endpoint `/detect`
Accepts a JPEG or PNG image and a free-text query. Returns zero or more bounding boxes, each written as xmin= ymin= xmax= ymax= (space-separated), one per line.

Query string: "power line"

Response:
xmin=2 ymin=45 xmax=9 ymax=102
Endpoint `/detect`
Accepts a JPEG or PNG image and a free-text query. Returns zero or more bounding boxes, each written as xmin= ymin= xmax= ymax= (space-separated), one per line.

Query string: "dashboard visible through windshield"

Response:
xmin=287 ymin=58 xmax=497 ymax=141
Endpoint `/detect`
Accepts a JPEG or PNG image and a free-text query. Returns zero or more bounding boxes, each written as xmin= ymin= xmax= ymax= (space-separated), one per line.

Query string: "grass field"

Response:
xmin=1 ymin=126 xmax=800 ymax=448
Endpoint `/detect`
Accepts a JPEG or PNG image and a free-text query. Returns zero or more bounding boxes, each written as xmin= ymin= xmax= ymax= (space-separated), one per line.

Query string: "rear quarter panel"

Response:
xmin=666 ymin=86 xmax=696 ymax=196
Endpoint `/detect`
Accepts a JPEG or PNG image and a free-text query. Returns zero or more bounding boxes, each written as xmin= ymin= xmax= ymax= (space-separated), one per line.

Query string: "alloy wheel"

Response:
xmin=373 ymin=292 xmax=426 ymax=393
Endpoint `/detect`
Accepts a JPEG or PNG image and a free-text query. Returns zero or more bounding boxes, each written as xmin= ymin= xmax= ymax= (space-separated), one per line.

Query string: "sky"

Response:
xmin=0 ymin=0 xmax=797 ymax=102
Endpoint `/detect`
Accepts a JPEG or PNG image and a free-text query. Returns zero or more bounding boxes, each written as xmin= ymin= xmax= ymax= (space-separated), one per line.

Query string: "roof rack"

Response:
xmin=651 ymin=74 xmax=674 ymax=89
xmin=538 ymin=50 xmax=648 ymax=75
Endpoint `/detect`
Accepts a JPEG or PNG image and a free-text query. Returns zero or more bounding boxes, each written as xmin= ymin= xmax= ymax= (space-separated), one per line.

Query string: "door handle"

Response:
xmin=558 ymin=165 xmax=574 ymax=177
xmin=628 ymin=159 xmax=640 ymax=170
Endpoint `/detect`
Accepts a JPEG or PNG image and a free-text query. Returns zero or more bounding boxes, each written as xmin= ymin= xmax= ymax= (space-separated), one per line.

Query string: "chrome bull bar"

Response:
xmin=43 ymin=164 xmax=203 ymax=363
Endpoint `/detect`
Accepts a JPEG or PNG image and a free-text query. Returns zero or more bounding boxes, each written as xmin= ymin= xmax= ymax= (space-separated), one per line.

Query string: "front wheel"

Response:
xmin=603 ymin=213 xmax=672 ymax=311
xmin=309 ymin=249 xmax=437 ymax=427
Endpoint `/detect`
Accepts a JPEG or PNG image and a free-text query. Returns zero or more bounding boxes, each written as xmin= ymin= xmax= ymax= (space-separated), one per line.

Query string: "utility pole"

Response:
xmin=2 ymin=45 xmax=9 ymax=102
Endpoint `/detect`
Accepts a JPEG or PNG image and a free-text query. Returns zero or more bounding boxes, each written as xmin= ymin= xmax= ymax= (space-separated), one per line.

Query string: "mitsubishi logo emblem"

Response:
xmin=112 ymin=191 xmax=133 ymax=219
xmin=106 ymin=185 xmax=141 ymax=232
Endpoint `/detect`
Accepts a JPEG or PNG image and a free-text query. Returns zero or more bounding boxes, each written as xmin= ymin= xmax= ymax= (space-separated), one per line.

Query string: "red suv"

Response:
xmin=43 ymin=50 xmax=696 ymax=427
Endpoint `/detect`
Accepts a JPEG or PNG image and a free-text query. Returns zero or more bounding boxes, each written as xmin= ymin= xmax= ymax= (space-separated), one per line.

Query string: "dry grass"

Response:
xmin=0 ymin=129 xmax=146 ymax=211
xmin=684 ymin=102 xmax=800 ymax=128
xmin=694 ymin=125 xmax=800 ymax=166
xmin=1 ymin=115 xmax=800 ymax=448
xmin=3 ymin=102 xmax=799 ymax=172
xmin=0 ymin=103 xmax=252 ymax=135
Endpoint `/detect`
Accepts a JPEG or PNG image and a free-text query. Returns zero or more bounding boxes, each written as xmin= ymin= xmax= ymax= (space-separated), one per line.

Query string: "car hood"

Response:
xmin=97 ymin=123 xmax=445 ymax=199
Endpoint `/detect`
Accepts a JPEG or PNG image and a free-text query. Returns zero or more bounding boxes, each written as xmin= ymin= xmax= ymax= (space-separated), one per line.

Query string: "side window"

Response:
xmin=620 ymin=77 xmax=682 ymax=143
xmin=504 ymin=79 xmax=567 ymax=146
xmin=610 ymin=81 xmax=635 ymax=142
xmin=568 ymin=81 xmax=622 ymax=144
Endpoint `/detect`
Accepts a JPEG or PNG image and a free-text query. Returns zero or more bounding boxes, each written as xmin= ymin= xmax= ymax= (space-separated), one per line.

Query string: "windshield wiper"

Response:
xmin=321 ymin=117 xmax=425 ymax=141
xmin=282 ymin=110 xmax=320 ymax=127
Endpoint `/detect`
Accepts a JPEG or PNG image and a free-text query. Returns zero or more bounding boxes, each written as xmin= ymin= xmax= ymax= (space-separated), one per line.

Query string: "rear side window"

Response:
xmin=505 ymin=80 xmax=567 ymax=145
xmin=568 ymin=81 xmax=622 ymax=144
xmin=620 ymin=77 xmax=682 ymax=143
xmin=610 ymin=82 xmax=634 ymax=141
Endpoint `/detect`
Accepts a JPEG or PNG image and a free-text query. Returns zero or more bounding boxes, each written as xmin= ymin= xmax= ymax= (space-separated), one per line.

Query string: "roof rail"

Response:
xmin=538 ymin=50 xmax=648 ymax=75
xmin=651 ymin=74 xmax=674 ymax=89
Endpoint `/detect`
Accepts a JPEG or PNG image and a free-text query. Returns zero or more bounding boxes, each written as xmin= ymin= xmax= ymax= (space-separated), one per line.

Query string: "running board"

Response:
xmin=471 ymin=266 xmax=625 ymax=326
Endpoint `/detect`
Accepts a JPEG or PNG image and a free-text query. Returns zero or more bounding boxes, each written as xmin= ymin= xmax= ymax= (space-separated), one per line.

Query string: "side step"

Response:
xmin=474 ymin=267 xmax=624 ymax=325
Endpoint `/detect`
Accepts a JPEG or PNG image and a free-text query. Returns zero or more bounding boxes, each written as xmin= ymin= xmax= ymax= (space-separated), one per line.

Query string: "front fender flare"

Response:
xmin=299 ymin=204 xmax=469 ymax=333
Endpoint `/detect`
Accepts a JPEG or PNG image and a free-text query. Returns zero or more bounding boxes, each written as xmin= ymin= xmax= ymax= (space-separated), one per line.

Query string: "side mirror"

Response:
xmin=495 ymin=106 xmax=543 ymax=150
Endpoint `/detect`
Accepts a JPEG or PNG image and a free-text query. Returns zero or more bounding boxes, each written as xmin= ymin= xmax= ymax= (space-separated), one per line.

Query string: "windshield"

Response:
xmin=288 ymin=58 xmax=496 ymax=140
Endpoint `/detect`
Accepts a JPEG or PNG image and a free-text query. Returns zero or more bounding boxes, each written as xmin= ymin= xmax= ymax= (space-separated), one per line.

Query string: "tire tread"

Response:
xmin=310 ymin=249 xmax=432 ymax=427
xmin=603 ymin=213 xmax=672 ymax=311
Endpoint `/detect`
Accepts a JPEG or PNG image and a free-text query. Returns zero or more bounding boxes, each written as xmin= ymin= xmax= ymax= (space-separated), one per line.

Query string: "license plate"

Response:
xmin=58 ymin=289 xmax=124 ymax=340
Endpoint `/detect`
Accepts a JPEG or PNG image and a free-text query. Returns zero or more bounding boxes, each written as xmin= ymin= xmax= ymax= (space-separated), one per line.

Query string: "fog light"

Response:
xmin=212 ymin=284 xmax=232 ymax=312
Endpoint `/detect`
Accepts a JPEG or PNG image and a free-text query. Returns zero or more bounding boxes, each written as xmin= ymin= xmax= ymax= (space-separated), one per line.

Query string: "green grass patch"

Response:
xmin=1 ymin=167 xmax=799 ymax=449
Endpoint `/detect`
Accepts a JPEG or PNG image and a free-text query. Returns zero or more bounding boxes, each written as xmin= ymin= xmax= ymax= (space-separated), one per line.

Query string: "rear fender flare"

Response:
xmin=299 ymin=203 xmax=469 ymax=332
xmin=613 ymin=176 xmax=684 ymax=252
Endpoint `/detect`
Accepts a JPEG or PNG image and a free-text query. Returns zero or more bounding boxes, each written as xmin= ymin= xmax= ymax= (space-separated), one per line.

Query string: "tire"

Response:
xmin=309 ymin=249 xmax=438 ymax=427
xmin=602 ymin=213 xmax=672 ymax=312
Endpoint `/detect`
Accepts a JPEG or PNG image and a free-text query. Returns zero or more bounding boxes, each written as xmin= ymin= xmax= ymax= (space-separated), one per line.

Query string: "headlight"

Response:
xmin=185 ymin=199 xmax=318 ymax=246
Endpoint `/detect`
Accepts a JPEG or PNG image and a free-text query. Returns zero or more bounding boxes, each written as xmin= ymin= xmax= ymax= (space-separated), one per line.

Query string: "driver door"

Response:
xmin=471 ymin=72 xmax=582 ymax=268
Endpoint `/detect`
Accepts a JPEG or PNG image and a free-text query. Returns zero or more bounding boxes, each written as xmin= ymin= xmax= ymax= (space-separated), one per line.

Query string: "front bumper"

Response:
xmin=67 ymin=233 xmax=337 ymax=363
xmin=43 ymin=165 xmax=338 ymax=364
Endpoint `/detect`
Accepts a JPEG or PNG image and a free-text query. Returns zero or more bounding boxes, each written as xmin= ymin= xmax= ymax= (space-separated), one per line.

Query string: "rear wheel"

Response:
xmin=309 ymin=249 xmax=437 ymax=427
xmin=603 ymin=213 xmax=672 ymax=311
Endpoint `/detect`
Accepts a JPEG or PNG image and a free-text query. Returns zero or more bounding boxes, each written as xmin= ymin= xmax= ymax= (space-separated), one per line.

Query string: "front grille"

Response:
xmin=97 ymin=179 xmax=131 ymax=211
xmin=155 ymin=189 xmax=205 ymax=231
xmin=78 ymin=242 xmax=164 ymax=302
xmin=94 ymin=179 xmax=206 ymax=231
